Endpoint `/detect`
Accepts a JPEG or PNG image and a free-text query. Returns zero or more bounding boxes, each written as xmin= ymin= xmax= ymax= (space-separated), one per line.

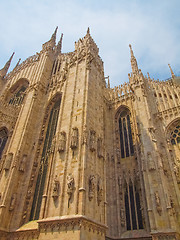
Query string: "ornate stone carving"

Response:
xmin=9 ymin=193 xmax=16 ymax=211
xmin=58 ymin=131 xmax=66 ymax=152
xmin=88 ymin=175 xmax=95 ymax=201
xmin=173 ymin=162 xmax=180 ymax=183
xmin=50 ymin=136 xmax=56 ymax=153
xmin=147 ymin=152 xmax=156 ymax=170
xmin=89 ymin=130 xmax=96 ymax=152
xmin=52 ymin=175 xmax=60 ymax=199
xmin=97 ymin=137 xmax=103 ymax=158
xmin=148 ymin=127 xmax=157 ymax=142
xmin=67 ymin=174 xmax=75 ymax=206
xmin=19 ymin=154 xmax=27 ymax=172
xmin=70 ymin=127 xmax=78 ymax=149
xmin=154 ymin=191 xmax=162 ymax=215
xmin=4 ymin=153 xmax=13 ymax=170
xmin=97 ymin=177 xmax=103 ymax=205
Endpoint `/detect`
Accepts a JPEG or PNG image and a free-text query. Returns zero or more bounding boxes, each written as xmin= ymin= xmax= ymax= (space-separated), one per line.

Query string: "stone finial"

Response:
xmin=0 ymin=52 xmax=15 ymax=79
xmin=168 ymin=64 xmax=175 ymax=79
xmin=129 ymin=44 xmax=138 ymax=75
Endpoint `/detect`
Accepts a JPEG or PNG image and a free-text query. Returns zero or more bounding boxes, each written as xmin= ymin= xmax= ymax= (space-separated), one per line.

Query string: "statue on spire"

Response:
xmin=129 ymin=44 xmax=139 ymax=75
xmin=42 ymin=27 xmax=58 ymax=51
xmin=168 ymin=64 xmax=175 ymax=79
xmin=0 ymin=52 xmax=15 ymax=80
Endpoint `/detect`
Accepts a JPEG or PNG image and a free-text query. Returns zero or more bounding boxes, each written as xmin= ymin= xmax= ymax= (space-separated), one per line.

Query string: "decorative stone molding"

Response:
xmin=82 ymin=124 xmax=88 ymax=145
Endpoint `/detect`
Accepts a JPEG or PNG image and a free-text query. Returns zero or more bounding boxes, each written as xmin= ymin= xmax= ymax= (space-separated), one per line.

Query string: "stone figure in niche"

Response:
xmin=4 ymin=153 xmax=13 ymax=170
xmin=148 ymin=127 xmax=157 ymax=142
xmin=52 ymin=175 xmax=60 ymax=199
xmin=82 ymin=124 xmax=88 ymax=145
xmin=19 ymin=154 xmax=27 ymax=172
xmin=9 ymin=193 xmax=16 ymax=211
xmin=97 ymin=177 xmax=103 ymax=205
xmin=89 ymin=130 xmax=96 ymax=152
xmin=97 ymin=138 xmax=103 ymax=158
xmin=70 ymin=127 xmax=78 ymax=149
xmin=147 ymin=152 xmax=156 ymax=170
xmin=120 ymin=208 xmax=125 ymax=227
xmin=58 ymin=131 xmax=66 ymax=152
xmin=89 ymin=175 xmax=95 ymax=201
xmin=67 ymin=174 xmax=75 ymax=207
xmin=154 ymin=191 xmax=162 ymax=215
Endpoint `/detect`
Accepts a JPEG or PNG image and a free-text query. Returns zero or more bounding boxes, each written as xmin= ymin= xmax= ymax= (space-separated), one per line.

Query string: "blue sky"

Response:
xmin=0 ymin=0 xmax=180 ymax=87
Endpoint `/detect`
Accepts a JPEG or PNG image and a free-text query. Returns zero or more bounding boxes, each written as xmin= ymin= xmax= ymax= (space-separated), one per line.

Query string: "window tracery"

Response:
xmin=170 ymin=125 xmax=180 ymax=145
xmin=118 ymin=109 xmax=134 ymax=158
xmin=9 ymin=85 xmax=27 ymax=106
xmin=0 ymin=128 xmax=8 ymax=159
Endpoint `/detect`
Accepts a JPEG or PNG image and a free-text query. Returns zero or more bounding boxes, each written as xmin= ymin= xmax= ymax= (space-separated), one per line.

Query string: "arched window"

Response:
xmin=124 ymin=181 xmax=143 ymax=231
xmin=9 ymin=86 xmax=27 ymax=106
xmin=119 ymin=109 xmax=134 ymax=158
xmin=30 ymin=97 xmax=61 ymax=220
xmin=0 ymin=128 xmax=8 ymax=159
xmin=170 ymin=125 xmax=180 ymax=145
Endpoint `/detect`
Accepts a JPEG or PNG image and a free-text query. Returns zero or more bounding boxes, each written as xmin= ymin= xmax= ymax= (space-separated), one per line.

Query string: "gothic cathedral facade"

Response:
xmin=0 ymin=28 xmax=179 ymax=240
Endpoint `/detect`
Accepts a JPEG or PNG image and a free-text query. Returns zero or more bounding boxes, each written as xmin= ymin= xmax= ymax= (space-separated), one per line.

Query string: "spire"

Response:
xmin=56 ymin=33 xmax=63 ymax=53
xmin=168 ymin=64 xmax=175 ymax=79
xmin=51 ymin=26 xmax=58 ymax=42
xmin=14 ymin=58 xmax=21 ymax=68
xmin=0 ymin=52 xmax=15 ymax=79
xmin=129 ymin=44 xmax=139 ymax=75
xmin=87 ymin=27 xmax=90 ymax=35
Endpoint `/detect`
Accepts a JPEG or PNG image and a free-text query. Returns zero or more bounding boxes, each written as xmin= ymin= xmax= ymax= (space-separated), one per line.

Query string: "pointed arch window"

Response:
xmin=170 ymin=125 xmax=180 ymax=145
xmin=30 ymin=97 xmax=61 ymax=220
xmin=124 ymin=181 xmax=143 ymax=230
xmin=119 ymin=109 xmax=134 ymax=158
xmin=0 ymin=128 xmax=8 ymax=159
xmin=9 ymin=86 xmax=27 ymax=106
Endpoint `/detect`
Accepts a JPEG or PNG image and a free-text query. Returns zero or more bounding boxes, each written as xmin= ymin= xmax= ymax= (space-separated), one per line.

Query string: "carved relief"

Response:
xmin=154 ymin=191 xmax=162 ymax=215
xmin=52 ymin=175 xmax=60 ymax=199
xmin=89 ymin=130 xmax=96 ymax=152
xmin=97 ymin=177 xmax=103 ymax=205
xmin=58 ymin=131 xmax=66 ymax=152
xmin=89 ymin=175 xmax=95 ymax=201
xmin=9 ymin=193 xmax=16 ymax=211
xmin=50 ymin=136 xmax=56 ymax=153
xmin=147 ymin=152 xmax=156 ymax=170
xmin=4 ymin=153 xmax=13 ymax=170
xmin=70 ymin=127 xmax=78 ymax=149
xmin=67 ymin=174 xmax=75 ymax=206
xmin=19 ymin=154 xmax=27 ymax=172
xmin=97 ymin=137 xmax=103 ymax=158
xmin=173 ymin=162 xmax=180 ymax=183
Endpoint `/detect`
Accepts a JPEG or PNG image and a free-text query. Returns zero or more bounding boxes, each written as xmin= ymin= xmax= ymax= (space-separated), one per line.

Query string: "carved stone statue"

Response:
xmin=154 ymin=191 xmax=162 ymax=215
xmin=19 ymin=154 xmax=27 ymax=172
xmin=148 ymin=127 xmax=157 ymax=142
xmin=50 ymin=136 xmax=56 ymax=153
xmin=58 ymin=131 xmax=66 ymax=152
xmin=67 ymin=174 xmax=75 ymax=206
xmin=97 ymin=177 xmax=103 ymax=205
xmin=4 ymin=153 xmax=13 ymax=170
xmin=70 ymin=128 xmax=78 ymax=149
xmin=147 ymin=152 xmax=156 ymax=170
xmin=89 ymin=130 xmax=96 ymax=152
xmin=9 ymin=193 xmax=16 ymax=211
xmin=52 ymin=175 xmax=60 ymax=199
xmin=89 ymin=175 xmax=95 ymax=201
